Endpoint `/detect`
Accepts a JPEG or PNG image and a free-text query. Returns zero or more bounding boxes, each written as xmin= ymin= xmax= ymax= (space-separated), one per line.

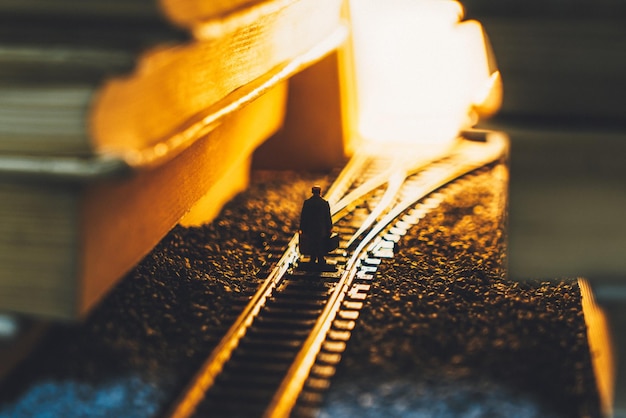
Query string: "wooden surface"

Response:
xmin=0 ymin=0 xmax=348 ymax=318
xmin=253 ymin=51 xmax=348 ymax=171
xmin=161 ymin=0 xmax=272 ymax=27
xmin=92 ymin=0 xmax=344 ymax=166
xmin=0 ymin=84 xmax=285 ymax=319
xmin=0 ymin=0 xmax=344 ymax=163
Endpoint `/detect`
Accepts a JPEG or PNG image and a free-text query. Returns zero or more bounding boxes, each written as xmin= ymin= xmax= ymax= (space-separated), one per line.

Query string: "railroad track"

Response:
xmin=168 ymin=131 xmax=508 ymax=418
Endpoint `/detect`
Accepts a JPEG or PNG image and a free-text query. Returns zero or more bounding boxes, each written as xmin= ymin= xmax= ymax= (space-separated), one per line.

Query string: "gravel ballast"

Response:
xmin=319 ymin=164 xmax=601 ymax=418
xmin=0 ymin=171 xmax=331 ymax=417
xmin=0 ymin=166 xmax=601 ymax=417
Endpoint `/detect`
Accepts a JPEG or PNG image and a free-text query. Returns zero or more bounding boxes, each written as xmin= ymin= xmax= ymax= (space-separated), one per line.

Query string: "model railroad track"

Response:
xmin=167 ymin=132 xmax=508 ymax=418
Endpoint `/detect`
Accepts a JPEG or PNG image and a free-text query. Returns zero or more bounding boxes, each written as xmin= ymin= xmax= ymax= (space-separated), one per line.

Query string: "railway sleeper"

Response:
xmin=202 ymin=385 xmax=276 ymax=404
xmin=292 ymin=405 xmax=321 ymax=418
xmin=315 ymin=352 xmax=342 ymax=365
xmin=266 ymin=298 xmax=326 ymax=308
xmin=229 ymin=347 xmax=296 ymax=362
xmin=253 ymin=316 xmax=317 ymax=329
xmin=225 ymin=357 xmax=295 ymax=373
xmin=215 ymin=363 xmax=289 ymax=382
xmin=278 ymin=281 xmax=333 ymax=292
xmin=272 ymin=288 xmax=331 ymax=299
xmin=326 ymin=329 xmax=351 ymax=341
xmin=195 ymin=403 xmax=270 ymax=418
xmin=259 ymin=307 xmax=322 ymax=320
xmin=247 ymin=320 xmax=315 ymax=337
xmin=245 ymin=326 xmax=310 ymax=339
xmin=283 ymin=272 xmax=336 ymax=282
xmin=289 ymin=270 xmax=342 ymax=280
xmin=212 ymin=374 xmax=286 ymax=390
xmin=304 ymin=376 xmax=332 ymax=391
xmin=279 ymin=284 xmax=335 ymax=295
xmin=309 ymin=364 xmax=336 ymax=379
xmin=237 ymin=337 xmax=303 ymax=352
xmin=219 ymin=368 xmax=289 ymax=382
xmin=296 ymin=390 xmax=326 ymax=405
xmin=195 ymin=402 xmax=270 ymax=417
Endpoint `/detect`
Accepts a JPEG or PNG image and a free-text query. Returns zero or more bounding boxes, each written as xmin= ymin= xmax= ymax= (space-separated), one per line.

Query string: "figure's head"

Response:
xmin=311 ymin=185 xmax=322 ymax=195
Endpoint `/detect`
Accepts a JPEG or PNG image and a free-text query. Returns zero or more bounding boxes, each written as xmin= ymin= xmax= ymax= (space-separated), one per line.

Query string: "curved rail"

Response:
xmin=265 ymin=132 xmax=508 ymax=417
xmin=167 ymin=131 xmax=508 ymax=418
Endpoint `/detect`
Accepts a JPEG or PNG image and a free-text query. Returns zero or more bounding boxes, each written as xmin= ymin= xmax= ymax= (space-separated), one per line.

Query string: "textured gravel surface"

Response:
xmin=0 ymin=171 xmax=331 ymax=418
xmin=319 ymin=165 xmax=601 ymax=418
xmin=0 ymin=166 xmax=600 ymax=417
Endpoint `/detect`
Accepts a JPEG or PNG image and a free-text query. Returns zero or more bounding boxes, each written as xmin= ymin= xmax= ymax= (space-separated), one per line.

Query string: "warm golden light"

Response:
xmin=579 ymin=278 xmax=615 ymax=418
xmin=347 ymin=0 xmax=501 ymax=146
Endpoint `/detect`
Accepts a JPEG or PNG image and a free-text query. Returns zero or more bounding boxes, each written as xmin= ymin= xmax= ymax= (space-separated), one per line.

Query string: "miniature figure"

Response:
xmin=299 ymin=185 xmax=333 ymax=265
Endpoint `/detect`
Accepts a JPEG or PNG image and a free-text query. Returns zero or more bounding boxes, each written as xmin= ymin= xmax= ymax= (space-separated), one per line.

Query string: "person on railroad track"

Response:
xmin=299 ymin=185 xmax=333 ymax=266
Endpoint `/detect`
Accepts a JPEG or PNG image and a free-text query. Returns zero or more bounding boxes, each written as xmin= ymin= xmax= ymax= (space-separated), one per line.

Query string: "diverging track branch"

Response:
xmin=167 ymin=132 xmax=508 ymax=418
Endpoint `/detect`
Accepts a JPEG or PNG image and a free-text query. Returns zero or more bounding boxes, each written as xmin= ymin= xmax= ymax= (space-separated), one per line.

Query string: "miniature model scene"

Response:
xmin=0 ymin=0 xmax=620 ymax=416
xmin=0 ymin=168 xmax=603 ymax=417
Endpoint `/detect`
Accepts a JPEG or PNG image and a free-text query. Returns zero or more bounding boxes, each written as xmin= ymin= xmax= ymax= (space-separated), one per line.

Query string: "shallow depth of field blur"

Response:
xmin=461 ymin=1 xmax=626 ymax=413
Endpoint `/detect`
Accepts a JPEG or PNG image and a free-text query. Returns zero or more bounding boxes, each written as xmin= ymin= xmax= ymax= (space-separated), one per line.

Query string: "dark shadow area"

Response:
xmin=464 ymin=1 xmax=626 ymax=414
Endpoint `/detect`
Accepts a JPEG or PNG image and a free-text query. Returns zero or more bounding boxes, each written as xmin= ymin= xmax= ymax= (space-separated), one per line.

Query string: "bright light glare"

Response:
xmin=348 ymin=0 xmax=498 ymax=145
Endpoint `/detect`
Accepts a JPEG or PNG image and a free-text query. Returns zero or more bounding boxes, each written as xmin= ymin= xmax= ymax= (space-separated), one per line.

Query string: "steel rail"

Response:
xmin=263 ymin=132 xmax=508 ymax=417
xmin=166 ymin=147 xmax=395 ymax=418
xmin=167 ymin=131 xmax=507 ymax=418
xmin=167 ymin=234 xmax=300 ymax=418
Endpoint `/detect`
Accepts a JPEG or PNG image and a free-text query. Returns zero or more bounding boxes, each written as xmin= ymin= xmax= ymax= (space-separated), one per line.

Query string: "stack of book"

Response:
xmin=0 ymin=0 xmax=348 ymax=319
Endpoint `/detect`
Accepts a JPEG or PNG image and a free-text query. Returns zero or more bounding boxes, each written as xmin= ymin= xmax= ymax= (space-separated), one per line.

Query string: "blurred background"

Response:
xmin=462 ymin=1 xmax=626 ymax=413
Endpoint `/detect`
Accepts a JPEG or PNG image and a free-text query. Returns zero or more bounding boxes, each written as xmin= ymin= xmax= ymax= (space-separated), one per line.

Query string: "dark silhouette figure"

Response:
xmin=299 ymin=185 xmax=332 ymax=264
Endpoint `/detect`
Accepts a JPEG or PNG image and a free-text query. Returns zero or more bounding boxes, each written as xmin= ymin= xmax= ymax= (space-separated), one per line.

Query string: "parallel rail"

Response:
xmin=168 ymin=132 xmax=508 ymax=417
